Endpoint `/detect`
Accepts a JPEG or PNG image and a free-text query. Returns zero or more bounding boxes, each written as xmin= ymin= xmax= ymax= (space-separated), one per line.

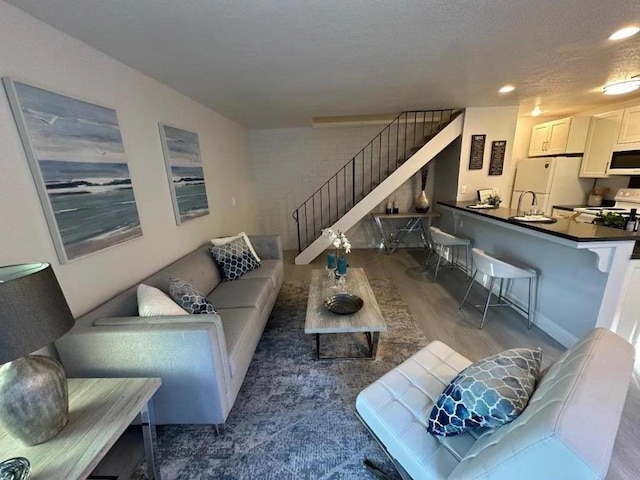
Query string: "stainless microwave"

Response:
xmin=608 ymin=150 xmax=640 ymax=175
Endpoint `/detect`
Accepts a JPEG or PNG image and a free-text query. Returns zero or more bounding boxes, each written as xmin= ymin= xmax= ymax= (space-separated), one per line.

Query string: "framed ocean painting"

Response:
xmin=3 ymin=78 xmax=142 ymax=263
xmin=159 ymin=124 xmax=209 ymax=224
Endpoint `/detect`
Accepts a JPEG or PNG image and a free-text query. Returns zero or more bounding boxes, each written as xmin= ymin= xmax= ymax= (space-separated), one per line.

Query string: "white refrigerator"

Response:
xmin=510 ymin=157 xmax=590 ymax=215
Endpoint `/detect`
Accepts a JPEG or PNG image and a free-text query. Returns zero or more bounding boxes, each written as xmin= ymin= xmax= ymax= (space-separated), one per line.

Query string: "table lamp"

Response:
xmin=0 ymin=263 xmax=74 ymax=446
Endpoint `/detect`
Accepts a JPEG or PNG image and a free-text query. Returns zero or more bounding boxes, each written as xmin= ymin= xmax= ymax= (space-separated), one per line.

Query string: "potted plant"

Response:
xmin=593 ymin=212 xmax=626 ymax=229
xmin=486 ymin=193 xmax=502 ymax=207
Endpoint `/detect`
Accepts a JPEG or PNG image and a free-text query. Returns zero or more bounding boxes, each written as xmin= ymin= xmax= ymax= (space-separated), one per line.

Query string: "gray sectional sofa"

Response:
xmin=56 ymin=235 xmax=283 ymax=427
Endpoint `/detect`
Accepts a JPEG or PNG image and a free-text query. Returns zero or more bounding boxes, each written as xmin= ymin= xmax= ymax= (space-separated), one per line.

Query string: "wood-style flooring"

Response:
xmin=284 ymin=248 xmax=640 ymax=480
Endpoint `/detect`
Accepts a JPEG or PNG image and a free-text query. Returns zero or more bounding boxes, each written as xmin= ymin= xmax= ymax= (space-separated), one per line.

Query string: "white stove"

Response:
xmin=573 ymin=188 xmax=640 ymax=225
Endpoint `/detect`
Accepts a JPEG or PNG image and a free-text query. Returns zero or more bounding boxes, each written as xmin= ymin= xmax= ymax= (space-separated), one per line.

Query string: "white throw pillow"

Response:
xmin=137 ymin=284 xmax=188 ymax=317
xmin=211 ymin=232 xmax=261 ymax=262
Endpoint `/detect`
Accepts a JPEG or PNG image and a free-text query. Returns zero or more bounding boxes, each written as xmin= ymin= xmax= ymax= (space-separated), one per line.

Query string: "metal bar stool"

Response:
xmin=425 ymin=226 xmax=471 ymax=279
xmin=459 ymin=248 xmax=537 ymax=329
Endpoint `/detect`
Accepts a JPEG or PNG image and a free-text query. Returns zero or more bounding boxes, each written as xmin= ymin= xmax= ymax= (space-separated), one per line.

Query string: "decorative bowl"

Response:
xmin=323 ymin=294 xmax=364 ymax=315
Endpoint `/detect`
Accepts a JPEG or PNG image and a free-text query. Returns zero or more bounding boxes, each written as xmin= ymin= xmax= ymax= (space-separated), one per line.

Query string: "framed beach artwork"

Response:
xmin=3 ymin=78 xmax=142 ymax=263
xmin=159 ymin=124 xmax=209 ymax=224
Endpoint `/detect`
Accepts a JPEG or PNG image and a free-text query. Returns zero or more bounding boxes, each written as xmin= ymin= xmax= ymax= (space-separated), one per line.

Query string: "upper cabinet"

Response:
xmin=580 ymin=110 xmax=624 ymax=178
xmin=617 ymin=106 xmax=640 ymax=144
xmin=528 ymin=117 xmax=591 ymax=157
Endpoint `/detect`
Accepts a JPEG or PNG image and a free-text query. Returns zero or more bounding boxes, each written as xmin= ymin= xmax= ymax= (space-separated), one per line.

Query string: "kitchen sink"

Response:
xmin=509 ymin=215 xmax=558 ymax=224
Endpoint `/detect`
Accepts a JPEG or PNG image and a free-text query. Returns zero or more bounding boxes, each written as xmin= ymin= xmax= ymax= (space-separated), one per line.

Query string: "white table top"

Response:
xmin=305 ymin=268 xmax=387 ymax=334
xmin=0 ymin=377 xmax=161 ymax=480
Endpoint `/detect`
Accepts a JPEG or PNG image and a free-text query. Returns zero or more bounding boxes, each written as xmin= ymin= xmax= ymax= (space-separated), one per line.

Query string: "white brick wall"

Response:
xmin=250 ymin=125 xmax=434 ymax=251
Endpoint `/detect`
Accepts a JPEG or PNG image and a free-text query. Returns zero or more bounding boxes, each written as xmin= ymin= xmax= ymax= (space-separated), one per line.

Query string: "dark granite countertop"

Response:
xmin=552 ymin=204 xmax=587 ymax=211
xmin=438 ymin=200 xmax=640 ymax=244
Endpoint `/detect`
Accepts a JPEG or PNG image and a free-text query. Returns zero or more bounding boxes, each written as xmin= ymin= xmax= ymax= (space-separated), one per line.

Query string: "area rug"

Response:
xmin=132 ymin=279 xmax=428 ymax=479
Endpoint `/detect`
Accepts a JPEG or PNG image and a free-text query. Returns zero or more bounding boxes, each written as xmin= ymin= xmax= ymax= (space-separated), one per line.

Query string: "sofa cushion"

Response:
xmin=210 ymin=238 xmax=260 ymax=281
xmin=428 ymin=348 xmax=542 ymax=436
xmin=207 ymin=278 xmax=272 ymax=311
xmin=356 ymin=341 xmax=473 ymax=480
xmin=168 ymin=278 xmax=217 ymax=314
xmin=137 ymin=284 xmax=188 ymax=317
xmin=211 ymin=232 xmax=261 ymax=262
xmin=239 ymin=259 xmax=283 ymax=289
xmin=218 ymin=307 xmax=260 ymax=378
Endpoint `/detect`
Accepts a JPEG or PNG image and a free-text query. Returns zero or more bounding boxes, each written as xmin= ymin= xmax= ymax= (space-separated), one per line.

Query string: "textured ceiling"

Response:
xmin=6 ymin=0 xmax=640 ymax=128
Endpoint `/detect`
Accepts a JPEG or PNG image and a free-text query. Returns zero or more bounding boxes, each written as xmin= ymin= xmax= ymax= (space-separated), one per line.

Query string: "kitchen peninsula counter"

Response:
xmin=437 ymin=200 xmax=638 ymax=243
xmin=435 ymin=200 xmax=637 ymax=348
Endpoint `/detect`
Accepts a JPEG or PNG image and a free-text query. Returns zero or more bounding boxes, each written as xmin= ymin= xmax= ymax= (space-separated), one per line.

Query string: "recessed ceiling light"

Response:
xmin=499 ymin=85 xmax=515 ymax=94
xmin=531 ymin=106 xmax=542 ymax=117
xmin=603 ymin=78 xmax=640 ymax=95
xmin=609 ymin=26 xmax=640 ymax=41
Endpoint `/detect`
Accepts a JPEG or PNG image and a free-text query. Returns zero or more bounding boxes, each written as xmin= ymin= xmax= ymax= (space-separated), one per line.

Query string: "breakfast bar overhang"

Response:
xmin=437 ymin=200 xmax=637 ymax=347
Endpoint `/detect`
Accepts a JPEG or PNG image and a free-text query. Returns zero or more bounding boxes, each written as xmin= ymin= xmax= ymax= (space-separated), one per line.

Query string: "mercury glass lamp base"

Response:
xmin=0 ymin=355 xmax=69 ymax=446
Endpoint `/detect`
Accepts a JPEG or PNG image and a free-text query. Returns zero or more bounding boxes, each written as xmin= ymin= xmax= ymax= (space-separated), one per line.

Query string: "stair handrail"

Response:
xmin=292 ymin=109 xmax=462 ymax=252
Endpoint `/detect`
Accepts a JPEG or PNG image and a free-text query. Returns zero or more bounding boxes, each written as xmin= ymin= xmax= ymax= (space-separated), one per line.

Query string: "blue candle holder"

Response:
xmin=337 ymin=257 xmax=347 ymax=275
xmin=326 ymin=252 xmax=336 ymax=269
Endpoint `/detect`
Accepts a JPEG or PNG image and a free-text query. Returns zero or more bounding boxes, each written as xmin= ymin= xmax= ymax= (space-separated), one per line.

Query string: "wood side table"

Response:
xmin=0 ymin=377 xmax=162 ymax=480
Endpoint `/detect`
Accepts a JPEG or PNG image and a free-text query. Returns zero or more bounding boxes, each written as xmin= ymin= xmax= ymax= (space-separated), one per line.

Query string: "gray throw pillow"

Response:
xmin=210 ymin=237 xmax=260 ymax=281
xmin=167 ymin=277 xmax=217 ymax=314
xmin=428 ymin=348 xmax=542 ymax=436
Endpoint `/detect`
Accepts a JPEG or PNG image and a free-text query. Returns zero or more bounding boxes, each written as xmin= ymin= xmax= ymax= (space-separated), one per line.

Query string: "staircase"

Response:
xmin=293 ymin=109 xmax=464 ymax=264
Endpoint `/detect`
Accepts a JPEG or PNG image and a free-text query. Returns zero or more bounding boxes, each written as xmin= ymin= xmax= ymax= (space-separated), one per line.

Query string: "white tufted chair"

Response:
xmin=356 ymin=328 xmax=635 ymax=480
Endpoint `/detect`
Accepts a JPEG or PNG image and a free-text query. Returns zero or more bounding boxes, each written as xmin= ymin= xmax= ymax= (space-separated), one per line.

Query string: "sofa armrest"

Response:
xmin=55 ymin=315 xmax=232 ymax=425
xmin=249 ymin=235 xmax=283 ymax=260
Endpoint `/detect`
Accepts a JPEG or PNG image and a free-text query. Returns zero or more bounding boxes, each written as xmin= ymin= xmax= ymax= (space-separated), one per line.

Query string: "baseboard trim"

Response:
xmin=500 ymin=289 xmax=579 ymax=348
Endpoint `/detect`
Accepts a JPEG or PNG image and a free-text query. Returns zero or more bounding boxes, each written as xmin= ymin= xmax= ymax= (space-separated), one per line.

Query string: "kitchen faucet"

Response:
xmin=517 ymin=190 xmax=538 ymax=216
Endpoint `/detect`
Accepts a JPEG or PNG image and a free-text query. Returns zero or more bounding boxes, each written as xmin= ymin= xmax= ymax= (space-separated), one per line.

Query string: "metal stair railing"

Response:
xmin=292 ymin=109 xmax=462 ymax=253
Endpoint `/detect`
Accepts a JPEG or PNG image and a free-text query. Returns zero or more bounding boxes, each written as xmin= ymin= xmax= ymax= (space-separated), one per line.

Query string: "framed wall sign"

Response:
xmin=159 ymin=124 xmax=210 ymax=225
xmin=468 ymin=134 xmax=485 ymax=170
xmin=3 ymin=78 xmax=142 ymax=263
xmin=489 ymin=140 xmax=507 ymax=176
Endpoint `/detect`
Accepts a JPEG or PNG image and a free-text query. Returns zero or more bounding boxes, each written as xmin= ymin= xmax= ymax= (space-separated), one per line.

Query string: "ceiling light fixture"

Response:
xmin=603 ymin=76 xmax=640 ymax=95
xmin=531 ymin=105 xmax=542 ymax=117
xmin=609 ymin=26 xmax=640 ymax=41
xmin=499 ymin=85 xmax=515 ymax=94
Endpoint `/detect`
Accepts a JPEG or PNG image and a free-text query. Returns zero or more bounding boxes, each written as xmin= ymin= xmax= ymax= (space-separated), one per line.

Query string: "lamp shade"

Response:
xmin=0 ymin=263 xmax=74 ymax=364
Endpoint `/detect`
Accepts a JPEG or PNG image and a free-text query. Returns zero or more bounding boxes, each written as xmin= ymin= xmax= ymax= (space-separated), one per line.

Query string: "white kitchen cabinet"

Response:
xmin=580 ymin=110 xmax=624 ymax=178
xmin=617 ymin=106 xmax=640 ymax=144
xmin=551 ymin=208 xmax=576 ymax=219
xmin=528 ymin=117 xmax=591 ymax=157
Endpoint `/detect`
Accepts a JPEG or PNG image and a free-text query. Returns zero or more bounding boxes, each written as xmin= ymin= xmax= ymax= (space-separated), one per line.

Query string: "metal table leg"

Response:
xmin=141 ymin=400 xmax=161 ymax=480
xmin=315 ymin=332 xmax=381 ymax=360
xmin=389 ymin=218 xmax=420 ymax=254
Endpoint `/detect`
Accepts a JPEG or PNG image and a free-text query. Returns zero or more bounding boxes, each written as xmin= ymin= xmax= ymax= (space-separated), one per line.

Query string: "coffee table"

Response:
xmin=305 ymin=268 xmax=387 ymax=360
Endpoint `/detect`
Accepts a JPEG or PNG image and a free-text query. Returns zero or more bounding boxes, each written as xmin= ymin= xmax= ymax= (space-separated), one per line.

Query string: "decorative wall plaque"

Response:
xmin=468 ymin=134 xmax=485 ymax=170
xmin=489 ymin=140 xmax=507 ymax=176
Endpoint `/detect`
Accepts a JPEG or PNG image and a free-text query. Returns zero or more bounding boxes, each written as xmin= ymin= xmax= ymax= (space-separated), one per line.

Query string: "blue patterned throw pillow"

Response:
xmin=210 ymin=237 xmax=260 ymax=281
xmin=167 ymin=278 xmax=217 ymax=314
xmin=428 ymin=348 xmax=541 ymax=436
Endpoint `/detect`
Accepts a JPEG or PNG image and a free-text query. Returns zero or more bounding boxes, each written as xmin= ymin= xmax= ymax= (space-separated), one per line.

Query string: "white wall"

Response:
xmin=456 ymin=106 xmax=519 ymax=205
xmin=0 ymin=2 xmax=257 ymax=317
xmin=250 ymin=126 xmax=431 ymax=250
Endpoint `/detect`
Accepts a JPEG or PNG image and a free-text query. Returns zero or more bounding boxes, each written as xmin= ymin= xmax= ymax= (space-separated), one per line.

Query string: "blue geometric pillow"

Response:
xmin=428 ymin=348 xmax=541 ymax=436
xmin=210 ymin=237 xmax=260 ymax=281
xmin=167 ymin=277 xmax=217 ymax=314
